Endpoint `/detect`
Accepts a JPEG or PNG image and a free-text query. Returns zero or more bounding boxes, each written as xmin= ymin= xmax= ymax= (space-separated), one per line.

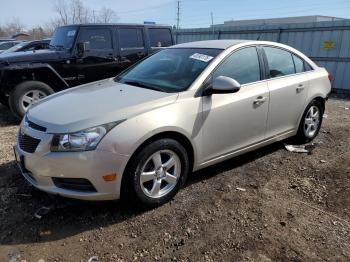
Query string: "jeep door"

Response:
xmin=117 ymin=27 xmax=147 ymax=70
xmin=75 ymin=26 xmax=119 ymax=83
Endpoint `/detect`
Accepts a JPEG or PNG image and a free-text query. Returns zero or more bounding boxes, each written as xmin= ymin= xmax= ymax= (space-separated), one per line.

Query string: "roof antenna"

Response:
xmin=256 ymin=33 xmax=262 ymax=40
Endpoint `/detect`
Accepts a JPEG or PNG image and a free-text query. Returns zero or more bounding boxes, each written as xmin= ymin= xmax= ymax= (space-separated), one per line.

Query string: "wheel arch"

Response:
xmin=312 ymin=96 xmax=326 ymax=113
xmin=1 ymin=64 xmax=69 ymax=94
xmin=296 ymin=95 xmax=326 ymax=131
xmin=121 ymin=130 xmax=195 ymax=188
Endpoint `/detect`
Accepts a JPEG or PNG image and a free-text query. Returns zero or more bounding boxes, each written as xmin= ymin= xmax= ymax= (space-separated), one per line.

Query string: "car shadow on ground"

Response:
xmin=0 ymin=141 xmax=283 ymax=245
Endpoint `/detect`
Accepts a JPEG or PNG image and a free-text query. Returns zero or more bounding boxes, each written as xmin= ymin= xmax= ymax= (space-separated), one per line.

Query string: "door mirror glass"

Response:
xmin=205 ymin=76 xmax=241 ymax=95
xmin=77 ymin=42 xmax=90 ymax=57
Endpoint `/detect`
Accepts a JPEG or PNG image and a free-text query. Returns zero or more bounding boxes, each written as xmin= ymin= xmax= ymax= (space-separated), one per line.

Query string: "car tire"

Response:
xmin=122 ymin=138 xmax=190 ymax=208
xmin=294 ymin=99 xmax=324 ymax=144
xmin=9 ymin=81 xmax=54 ymax=119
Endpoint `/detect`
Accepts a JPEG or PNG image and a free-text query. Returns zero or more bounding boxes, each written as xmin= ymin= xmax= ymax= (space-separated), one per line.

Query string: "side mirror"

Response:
xmin=203 ymin=76 xmax=241 ymax=96
xmin=77 ymin=42 xmax=90 ymax=57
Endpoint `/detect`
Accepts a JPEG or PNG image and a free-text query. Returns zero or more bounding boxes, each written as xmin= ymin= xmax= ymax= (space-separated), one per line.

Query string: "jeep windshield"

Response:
xmin=50 ymin=26 xmax=78 ymax=50
xmin=116 ymin=48 xmax=222 ymax=93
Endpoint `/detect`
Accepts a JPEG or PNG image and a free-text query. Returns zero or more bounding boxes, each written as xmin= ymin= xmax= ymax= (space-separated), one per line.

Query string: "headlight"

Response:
xmin=51 ymin=120 xmax=125 ymax=152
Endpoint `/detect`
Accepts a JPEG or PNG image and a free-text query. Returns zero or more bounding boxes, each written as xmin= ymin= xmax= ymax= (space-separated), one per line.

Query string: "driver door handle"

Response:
xmin=296 ymin=84 xmax=305 ymax=92
xmin=253 ymin=96 xmax=267 ymax=105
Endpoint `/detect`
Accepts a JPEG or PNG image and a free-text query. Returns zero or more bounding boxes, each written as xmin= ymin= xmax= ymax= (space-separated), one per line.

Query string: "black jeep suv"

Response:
xmin=0 ymin=24 xmax=174 ymax=118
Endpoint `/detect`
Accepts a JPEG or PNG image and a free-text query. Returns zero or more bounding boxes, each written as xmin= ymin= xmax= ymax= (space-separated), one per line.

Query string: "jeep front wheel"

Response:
xmin=9 ymin=81 xmax=54 ymax=119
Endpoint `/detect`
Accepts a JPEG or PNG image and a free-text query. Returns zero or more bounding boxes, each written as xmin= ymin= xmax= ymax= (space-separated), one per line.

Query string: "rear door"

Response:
xmin=76 ymin=26 xmax=118 ymax=83
xmin=117 ymin=27 xmax=147 ymax=70
xmin=147 ymin=27 xmax=173 ymax=53
xmin=262 ymin=46 xmax=309 ymax=138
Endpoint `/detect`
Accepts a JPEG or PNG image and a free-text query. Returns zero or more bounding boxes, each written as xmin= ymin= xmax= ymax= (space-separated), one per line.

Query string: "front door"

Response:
xmin=76 ymin=27 xmax=118 ymax=84
xmin=201 ymin=47 xmax=269 ymax=163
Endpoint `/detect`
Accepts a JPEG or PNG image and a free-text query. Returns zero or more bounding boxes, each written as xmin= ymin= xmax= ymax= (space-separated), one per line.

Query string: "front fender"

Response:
xmin=0 ymin=63 xmax=69 ymax=93
xmin=99 ymin=97 xmax=202 ymax=168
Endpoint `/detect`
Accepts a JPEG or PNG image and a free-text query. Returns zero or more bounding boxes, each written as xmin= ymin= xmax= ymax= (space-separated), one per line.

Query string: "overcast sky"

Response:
xmin=0 ymin=0 xmax=350 ymax=29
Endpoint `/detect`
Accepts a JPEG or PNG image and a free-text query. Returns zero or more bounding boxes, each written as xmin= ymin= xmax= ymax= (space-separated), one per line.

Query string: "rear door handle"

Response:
xmin=253 ymin=96 xmax=267 ymax=105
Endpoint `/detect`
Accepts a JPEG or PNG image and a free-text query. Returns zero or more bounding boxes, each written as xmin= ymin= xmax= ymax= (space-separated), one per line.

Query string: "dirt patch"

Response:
xmin=0 ymin=96 xmax=349 ymax=261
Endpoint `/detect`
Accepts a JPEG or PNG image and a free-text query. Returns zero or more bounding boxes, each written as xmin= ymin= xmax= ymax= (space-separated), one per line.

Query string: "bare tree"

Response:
xmin=53 ymin=0 xmax=92 ymax=25
xmin=3 ymin=17 xmax=25 ymax=37
xmin=0 ymin=26 xmax=6 ymax=37
xmin=98 ymin=7 xmax=117 ymax=23
xmin=54 ymin=0 xmax=69 ymax=25
xmin=0 ymin=0 xmax=119 ymax=39
xmin=29 ymin=26 xmax=50 ymax=40
xmin=52 ymin=0 xmax=117 ymax=26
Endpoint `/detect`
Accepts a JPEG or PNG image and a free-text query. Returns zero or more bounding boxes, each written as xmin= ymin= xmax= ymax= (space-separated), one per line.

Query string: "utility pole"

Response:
xmin=211 ymin=12 xmax=214 ymax=35
xmin=176 ymin=0 xmax=180 ymax=29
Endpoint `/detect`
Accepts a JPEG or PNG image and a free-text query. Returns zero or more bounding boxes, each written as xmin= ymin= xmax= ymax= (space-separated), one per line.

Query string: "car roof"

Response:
xmin=170 ymin=40 xmax=253 ymax=49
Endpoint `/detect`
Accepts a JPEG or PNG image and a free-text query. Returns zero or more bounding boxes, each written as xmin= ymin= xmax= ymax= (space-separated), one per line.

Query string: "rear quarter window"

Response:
xmin=148 ymin=28 xmax=172 ymax=47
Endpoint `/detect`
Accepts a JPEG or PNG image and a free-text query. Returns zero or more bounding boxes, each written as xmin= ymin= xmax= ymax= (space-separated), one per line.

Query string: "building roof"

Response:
xmin=171 ymin=40 xmax=251 ymax=49
xmin=219 ymin=15 xmax=348 ymax=27
xmin=62 ymin=23 xmax=172 ymax=28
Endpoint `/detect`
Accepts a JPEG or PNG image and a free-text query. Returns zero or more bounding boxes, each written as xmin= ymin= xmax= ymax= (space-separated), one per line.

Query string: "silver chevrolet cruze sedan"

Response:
xmin=14 ymin=40 xmax=331 ymax=207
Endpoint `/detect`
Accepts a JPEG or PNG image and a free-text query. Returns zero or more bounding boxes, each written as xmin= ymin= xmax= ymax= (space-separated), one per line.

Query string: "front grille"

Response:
xmin=52 ymin=177 xmax=97 ymax=193
xmin=18 ymin=132 xmax=41 ymax=153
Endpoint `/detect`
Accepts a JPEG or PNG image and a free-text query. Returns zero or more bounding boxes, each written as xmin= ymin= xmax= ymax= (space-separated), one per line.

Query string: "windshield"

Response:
xmin=50 ymin=26 xmax=78 ymax=50
xmin=116 ymin=48 xmax=222 ymax=93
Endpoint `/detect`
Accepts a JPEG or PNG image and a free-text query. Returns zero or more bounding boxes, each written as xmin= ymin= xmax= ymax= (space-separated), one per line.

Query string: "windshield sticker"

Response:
xmin=67 ymin=30 xmax=76 ymax=37
xmin=190 ymin=53 xmax=214 ymax=63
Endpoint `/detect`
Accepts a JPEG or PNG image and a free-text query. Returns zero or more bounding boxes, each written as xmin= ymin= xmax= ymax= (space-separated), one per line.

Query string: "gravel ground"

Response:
xmin=0 ymin=96 xmax=349 ymax=262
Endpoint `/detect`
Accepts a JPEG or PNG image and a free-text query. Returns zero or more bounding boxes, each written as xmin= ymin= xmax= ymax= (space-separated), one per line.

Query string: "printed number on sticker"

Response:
xmin=190 ymin=53 xmax=214 ymax=63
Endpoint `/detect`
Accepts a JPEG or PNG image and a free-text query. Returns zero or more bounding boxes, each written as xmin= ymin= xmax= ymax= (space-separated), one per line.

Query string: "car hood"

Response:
xmin=0 ymin=49 xmax=67 ymax=63
xmin=27 ymin=78 xmax=179 ymax=133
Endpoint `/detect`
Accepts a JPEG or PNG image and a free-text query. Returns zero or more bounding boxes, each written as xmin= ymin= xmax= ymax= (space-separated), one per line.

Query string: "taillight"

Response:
xmin=328 ymin=73 xmax=333 ymax=82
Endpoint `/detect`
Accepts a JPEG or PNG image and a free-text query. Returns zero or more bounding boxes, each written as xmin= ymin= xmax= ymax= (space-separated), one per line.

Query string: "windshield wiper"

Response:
xmin=122 ymin=80 xmax=166 ymax=92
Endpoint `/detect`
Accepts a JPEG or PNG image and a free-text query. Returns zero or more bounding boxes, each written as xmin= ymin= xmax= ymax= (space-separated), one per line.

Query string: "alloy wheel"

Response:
xmin=21 ymin=90 xmax=47 ymax=112
xmin=139 ymin=150 xmax=181 ymax=199
xmin=304 ymin=105 xmax=320 ymax=138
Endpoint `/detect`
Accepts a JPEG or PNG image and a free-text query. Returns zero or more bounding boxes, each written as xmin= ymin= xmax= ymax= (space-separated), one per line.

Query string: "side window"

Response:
xmin=149 ymin=28 xmax=172 ymax=47
xmin=292 ymin=54 xmax=305 ymax=73
xmin=79 ymin=28 xmax=113 ymax=50
xmin=118 ymin=28 xmax=144 ymax=50
xmin=213 ymin=47 xmax=261 ymax=85
xmin=264 ymin=47 xmax=295 ymax=78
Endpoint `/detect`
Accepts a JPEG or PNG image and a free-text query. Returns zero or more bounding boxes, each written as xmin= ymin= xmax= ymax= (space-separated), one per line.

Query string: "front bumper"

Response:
xmin=14 ymin=126 xmax=129 ymax=201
